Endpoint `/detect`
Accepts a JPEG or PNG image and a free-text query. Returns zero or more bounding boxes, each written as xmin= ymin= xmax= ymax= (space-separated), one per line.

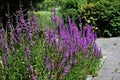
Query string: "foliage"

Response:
xmin=33 ymin=11 xmax=52 ymax=30
xmin=79 ymin=0 xmax=120 ymax=37
xmin=78 ymin=2 xmax=99 ymax=34
xmin=60 ymin=0 xmax=120 ymax=37
xmin=95 ymin=0 xmax=120 ymax=37
xmin=59 ymin=0 xmax=87 ymax=23
xmin=35 ymin=0 xmax=61 ymax=11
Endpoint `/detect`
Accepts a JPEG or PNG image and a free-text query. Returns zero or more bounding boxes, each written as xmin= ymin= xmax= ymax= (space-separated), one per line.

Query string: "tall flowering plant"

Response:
xmin=0 ymin=4 xmax=41 ymax=80
xmin=44 ymin=9 xmax=101 ymax=79
xmin=0 ymin=5 xmax=101 ymax=80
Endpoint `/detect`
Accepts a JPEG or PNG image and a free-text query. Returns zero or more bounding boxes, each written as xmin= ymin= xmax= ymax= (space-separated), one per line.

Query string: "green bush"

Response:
xmin=79 ymin=2 xmax=98 ymax=30
xmin=95 ymin=0 xmax=120 ymax=37
xmin=60 ymin=0 xmax=120 ymax=37
xmin=79 ymin=0 xmax=120 ymax=37
xmin=59 ymin=0 xmax=87 ymax=23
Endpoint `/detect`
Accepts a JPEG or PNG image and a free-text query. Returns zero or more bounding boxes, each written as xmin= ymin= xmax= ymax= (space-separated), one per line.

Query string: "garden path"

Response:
xmin=94 ymin=37 xmax=120 ymax=80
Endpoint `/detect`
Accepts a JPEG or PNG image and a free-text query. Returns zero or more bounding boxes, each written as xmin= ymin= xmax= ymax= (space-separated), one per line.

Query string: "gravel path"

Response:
xmin=94 ymin=37 xmax=120 ymax=80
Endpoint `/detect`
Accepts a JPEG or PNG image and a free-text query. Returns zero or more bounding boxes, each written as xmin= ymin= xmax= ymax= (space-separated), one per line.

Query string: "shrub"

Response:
xmin=60 ymin=0 xmax=120 ymax=37
xmin=95 ymin=0 xmax=120 ymax=37
xmin=59 ymin=0 xmax=87 ymax=23
xmin=79 ymin=0 xmax=120 ymax=37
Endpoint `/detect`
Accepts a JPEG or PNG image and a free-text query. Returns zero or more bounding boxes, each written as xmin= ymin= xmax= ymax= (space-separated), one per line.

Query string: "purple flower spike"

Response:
xmin=60 ymin=58 xmax=67 ymax=68
xmin=2 ymin=55 xmax=7 ymax=68
xmin=62 ymin=65 xmax=71 ymax=77
xmin=52 ymin=8 xmax=58 ymax=22
xmin=94 ymin=43 xmax=99 ymax=58
xmin=44 ymin=54 xmax=49 ymax=63
xmin=51 ymin=60 xmax=54 ymax=70
xmin=86 ymin=52 xmax=89 ymax=59
xmin=7 ymin=18 xmax=12 ymax=31
xmin=29 ymin=64 xmax=33 ymax=74
xmin=26 ymin=45 xmax=30 ymax=60
xmin=74 ymin=58 xmax=77 ymax=65
xmin=10 ymin=30 xmax=16 ymax=52
xmin=46 ymin=63 xmax=51 ymax=71
xmin=2 ymin=42 xmax=9 ymax=56
xmin=32 ymin=76 xmax=37 ymax=80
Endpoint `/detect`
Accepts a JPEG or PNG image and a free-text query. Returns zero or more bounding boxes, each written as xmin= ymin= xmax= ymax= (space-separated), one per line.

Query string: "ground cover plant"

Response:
xmin=0 ymin=4 xmax=101 ymax=80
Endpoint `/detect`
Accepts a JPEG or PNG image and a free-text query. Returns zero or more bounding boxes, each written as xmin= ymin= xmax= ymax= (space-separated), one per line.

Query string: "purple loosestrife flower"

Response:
xmin=58 ymin=19 xmax=65 ymax=36
xmin=19 ymin=4 xmax=25 ymax=25
xmin=65 ymin=51 xmax=69 ymax=58
xmin=0 ymin=28 xmax=5 ymax=41
xmin=7 ymin=18 xmax=12 ymax=32
xmin=94 ymin=43 xmax=100 ymax=58
xmin=57 ymin=39 xmax=62 ymax=53
xmin=46 ymin=62 xmax=51 ymax=71
xmin=29 ymin=64 xmax=33 ymax=74
xmin=60 ymin=58 xmax=67 ymax=68
xmin=45 ymin=28 xmax=56 ymax=47
xmin=85 ymin=25 xmax=95 ymax=45
xmin=26 ymin=45 xmax=30 ymax=60
xmin=79 ymin=17 xmax=82 ymax=25
xmin=48 ymin=60 xmax=54 ymax=79
xmin=15 ymin=21 xmax=22 ymax=43
xmin=73 ymin=23 xmax=80 ymax=43
xmin=28 ymin=31 xmax=34 ymax=45
xmin=0 ymin=28 xmax=9 ymax=55
xmin=52 ymin=8 xmax=58 ymax=22
xmin=44 ymin=54 xmax=49 ymax=64
xmin=9 ymin=29 xmax=16 ymax=52
xmin=81 ymin=38 xmax=87 ymax=52
xmin=62 ymin=65 xmax=71 ymax=77
xmin=26 ymin=22 xmax=34 ymax=45
xmin=51 ymin=60 xmax=54 ymax=71
xmin=85 ymin=51 xmax=89 ymax=59
xmin=1 ymin=41 xmax=9 ymax=56
xmin=32 ymin=76 xmax=37 ymax=80
xmin=74 ymin=58 xmax=77 ymax=65
xmin=44 ymin=54 xmax=51 ymax=71
xmin=68 ymin=45 xmax=73 ymax=57
xmin=62 ymin=60 xmax=72 ymax=77
xmin=2 ymin=55 xmax=7 ymax=68
xmin=30 ymin=14 xmax=39 ymax=32
xmin=69 ymin=59 xmax=72 ymax=65
xmin=68 ymin=16 xmax=71 ymax=27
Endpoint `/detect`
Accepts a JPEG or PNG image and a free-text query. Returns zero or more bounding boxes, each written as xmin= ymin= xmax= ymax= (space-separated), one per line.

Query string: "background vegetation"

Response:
xmin=35 ymin=0 xmax=120 ymax=37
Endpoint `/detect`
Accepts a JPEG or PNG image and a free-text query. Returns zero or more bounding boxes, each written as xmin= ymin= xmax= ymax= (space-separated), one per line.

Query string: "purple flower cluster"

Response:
xmin=7 ymin=18 xmax=16 ymax=52
xmin=44 ymin=54 xmax=55 ymax=79
xmin=45 ymin=27 xmax=56 ymax=47
xmin=52 ymin=8 xmax=59 ymax=23
xmin=0 ymin=4 xmax=40 ymax=79
xmin=2 ymin=55 xmax=7 ymax=69
xmin=0 ymin=28 xmax=9 ymax=68
xmin=44 ymin=9 xmax=101 ymax=78
xmin=29 ymin=64 xmax=37 ymax=80
xmin=0 ymin=29 xmax=8 ymax=53
xmin=25 ymin=45 xmax=37 ymax=79
xmin=26 ymin=45 xmax=30 ymax=60
xmin=13 ymin=4 xmax=40 ymax=45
